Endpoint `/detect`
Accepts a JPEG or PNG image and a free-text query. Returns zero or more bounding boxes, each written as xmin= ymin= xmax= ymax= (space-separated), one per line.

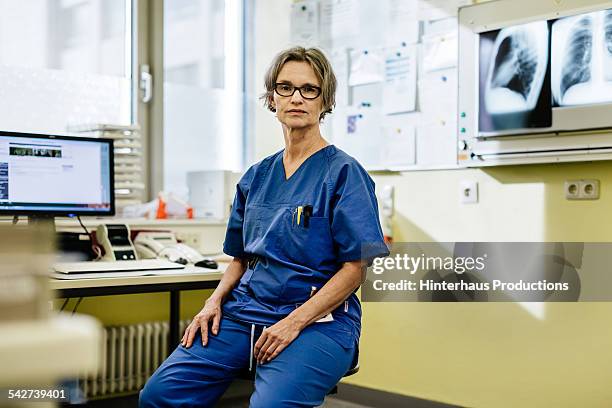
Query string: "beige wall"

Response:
xmin=253 ymin=1 xmax=612 ymax=407
xmin=357 ymin=164 xmax=612 ymax=408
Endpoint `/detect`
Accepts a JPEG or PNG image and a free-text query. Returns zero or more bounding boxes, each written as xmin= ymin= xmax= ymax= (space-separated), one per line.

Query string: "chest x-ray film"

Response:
xmin=551 ymin=8 xmax=612 ymax=107
xmin=479 ymin=21 xmax=552 ymax=133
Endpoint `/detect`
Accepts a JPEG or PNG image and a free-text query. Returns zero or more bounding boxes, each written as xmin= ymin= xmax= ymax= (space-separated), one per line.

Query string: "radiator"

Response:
xmin=80 ymin=320 xmax=191 ymax=398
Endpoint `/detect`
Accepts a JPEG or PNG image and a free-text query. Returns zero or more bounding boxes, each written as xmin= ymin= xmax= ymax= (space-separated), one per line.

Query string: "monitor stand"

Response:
xmin=28 ymin=215 xmax=56 ymax=234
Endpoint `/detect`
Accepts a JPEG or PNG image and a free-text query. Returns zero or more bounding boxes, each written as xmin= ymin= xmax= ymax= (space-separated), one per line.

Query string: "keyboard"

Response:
xmin=53 ymin=259 xmax=186 ymax=274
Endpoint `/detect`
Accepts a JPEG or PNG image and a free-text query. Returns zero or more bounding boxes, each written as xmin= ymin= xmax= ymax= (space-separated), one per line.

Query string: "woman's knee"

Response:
xmin=138 ymin=375 xmax=164 ymax=408
xmin=138 ymin=357 xmax=188 ymax=408
xmin=249 ymin=382 xmax=326 ymax=408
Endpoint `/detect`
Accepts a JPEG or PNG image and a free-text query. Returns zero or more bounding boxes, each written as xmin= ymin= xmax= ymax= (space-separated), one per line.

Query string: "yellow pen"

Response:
xmin=297 ymin=206 xmax=303 ymax=226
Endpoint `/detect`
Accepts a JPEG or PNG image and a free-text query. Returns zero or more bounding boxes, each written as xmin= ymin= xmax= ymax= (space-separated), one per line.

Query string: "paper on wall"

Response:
xmin=329 ymin=106 xmax=347 ymax=146
xmin=320 ymin=0 xmax=359 ymax=48
xmin=416 ymin=120 xmax=458 ymax=166
xmin=353 ymin=83 xmax=382 ymax=111
xmin=331 ymin=49 xmax=350 ymax=107
xmin=357 ymin=0 xmax=385 ymax=48
xmin=418 ymin=67 xmax=458 ymax=126
xmin=290 ymin=0 xmax=319 ymax=45
xmin=385 ymin=0 xmax=420 ymax=46
xmin=349 ymin=49 xmax=384 ymax=86
xmin=332 ymin=105 xmax=383 ymax=169
xmin=422 ymin=31 xmax=458 ymax=73
xmin=423 ymin=16 xmax=458 ymax=37
xmin=352 ymin=106 xmax=384 ymax=170
xmin=383 ymin=46 xmax=417 ymax=114
xmin=382 ymin=123 xmax=416 ymax=169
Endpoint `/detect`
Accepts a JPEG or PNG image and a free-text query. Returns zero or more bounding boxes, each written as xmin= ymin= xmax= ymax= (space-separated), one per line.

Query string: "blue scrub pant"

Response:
xmin=139 ymin=317 xmax=356 ymax=407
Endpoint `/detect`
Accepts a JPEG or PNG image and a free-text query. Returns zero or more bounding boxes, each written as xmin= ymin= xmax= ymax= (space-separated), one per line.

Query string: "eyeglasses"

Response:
xmin=274 ymin=83 xmax=321 ymax=99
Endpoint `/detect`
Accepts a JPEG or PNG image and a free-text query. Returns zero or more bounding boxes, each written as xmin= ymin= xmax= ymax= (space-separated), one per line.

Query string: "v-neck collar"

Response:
xmin=281 ymin=145 xmax=332 ymax=182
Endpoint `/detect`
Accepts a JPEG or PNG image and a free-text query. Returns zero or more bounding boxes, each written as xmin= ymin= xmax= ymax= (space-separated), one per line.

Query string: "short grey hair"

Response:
xmin=261 ymin=46 xmax=337 ymax=121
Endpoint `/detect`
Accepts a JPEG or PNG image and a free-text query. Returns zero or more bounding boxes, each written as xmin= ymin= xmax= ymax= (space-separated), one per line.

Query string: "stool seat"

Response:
xmin=344 ymin=363 xmax=360 ymax=377
xmin=327 ymin=363 xmax=358 ymax=395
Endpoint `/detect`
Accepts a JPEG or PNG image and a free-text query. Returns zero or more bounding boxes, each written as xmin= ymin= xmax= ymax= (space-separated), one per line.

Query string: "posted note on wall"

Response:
xmin=419 ymin=67 xmax=457 ymax=126
xmin=290 ymin=0 xmax=319 ymax=45
xmin=383 ymin=47 xmax=417 ymax=114
xmin=320 ymin=0 xmax=359 ymax=48
xmin=382 ymin=124 xmax=416 ymax=169
xmin=331 ymin=49 xmax=350 ymax=107
xmin=349 ymin=49 xmax=384 ymax=86
xmin=385 ymin=0 xmax=419 ymax=46
xmin=422 ymin=31 xmax=458 ymax=73
xmin=416 ymin=120 xmax=458 ymax=167
xmin=332 ymin=106 xmax=383 ymax=170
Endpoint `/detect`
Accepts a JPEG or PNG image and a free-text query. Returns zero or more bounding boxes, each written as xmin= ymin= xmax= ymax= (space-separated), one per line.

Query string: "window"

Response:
xmin=162 ymin=0 xmax=246 ymax=198
xmin=0 ymin=0 xmax=135 ymax=134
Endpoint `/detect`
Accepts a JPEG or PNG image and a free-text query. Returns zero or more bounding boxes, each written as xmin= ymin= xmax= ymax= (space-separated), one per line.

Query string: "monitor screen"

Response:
xmin=0 ymin=131 xmax=114 ymax=216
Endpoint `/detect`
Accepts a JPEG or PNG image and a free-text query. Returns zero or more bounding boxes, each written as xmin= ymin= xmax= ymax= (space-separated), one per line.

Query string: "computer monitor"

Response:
xmin=0 ymin=131 xmax=115 ymax=219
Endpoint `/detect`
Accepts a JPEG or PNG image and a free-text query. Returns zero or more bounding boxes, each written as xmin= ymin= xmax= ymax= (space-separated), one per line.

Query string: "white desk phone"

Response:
xmin=133 ymin=231 xmax=208 ymax=265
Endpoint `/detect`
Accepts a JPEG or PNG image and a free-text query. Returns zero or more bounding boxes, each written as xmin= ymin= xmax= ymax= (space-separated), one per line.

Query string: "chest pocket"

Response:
xmin=242 ymin=204 xmax=336 ymax=304
xmin=275 ymin=211 xmax=335 ymax=303
xmin=274 ymin=211 xmax=335 ymax=270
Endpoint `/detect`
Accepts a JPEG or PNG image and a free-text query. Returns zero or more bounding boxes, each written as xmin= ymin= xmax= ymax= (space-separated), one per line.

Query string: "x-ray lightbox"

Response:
xmin=458 ymin=0 xmax=612 ymax=167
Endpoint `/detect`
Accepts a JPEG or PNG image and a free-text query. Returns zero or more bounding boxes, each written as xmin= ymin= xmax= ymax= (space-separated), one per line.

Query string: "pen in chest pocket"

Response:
xmin=292 ymin=205 xmax=313 ymax=227
xmin=303 ymin=205 xmax=313 ymax=227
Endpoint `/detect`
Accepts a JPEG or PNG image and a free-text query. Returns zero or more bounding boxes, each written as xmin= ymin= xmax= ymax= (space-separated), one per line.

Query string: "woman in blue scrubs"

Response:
xmin=140 ymin=46 xmax=389 ymax=408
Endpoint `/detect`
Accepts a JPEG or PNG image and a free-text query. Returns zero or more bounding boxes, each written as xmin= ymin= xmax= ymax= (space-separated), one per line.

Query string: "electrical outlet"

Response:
xmin=460 ymin=180 xmax=478 ymax=204
xmin=565 ymin=181 xmax=580 ymax=199
xmin=565 ymin=179 xmax=600 ymax=200
xmin=581 ymin=179 xmax=600 ymax=199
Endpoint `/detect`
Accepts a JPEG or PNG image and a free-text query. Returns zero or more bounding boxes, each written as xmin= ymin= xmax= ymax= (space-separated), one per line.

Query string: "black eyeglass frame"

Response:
xmin=274 ymin=83 xmax=322 ymax=100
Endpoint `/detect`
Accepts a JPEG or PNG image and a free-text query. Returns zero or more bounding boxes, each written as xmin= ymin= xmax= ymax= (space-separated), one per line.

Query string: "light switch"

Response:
xmin=460 ymin=180 xmax=478 ymax=204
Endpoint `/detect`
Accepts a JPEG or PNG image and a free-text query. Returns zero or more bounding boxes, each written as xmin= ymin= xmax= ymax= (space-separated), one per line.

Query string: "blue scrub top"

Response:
xmin=222 ymin=145 xmax=389 ymax=348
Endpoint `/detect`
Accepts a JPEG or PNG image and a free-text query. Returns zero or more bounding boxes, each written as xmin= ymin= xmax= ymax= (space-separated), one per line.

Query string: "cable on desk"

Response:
xmin=76 ymin=215 xmax=89 ymax=235
xmin=60 ymin=298 xmax=70 ymax=311
xmin=71 ymin=297 xmax=83 ymax=315
xmin=76 ymin=215 xmax=102 ymax=261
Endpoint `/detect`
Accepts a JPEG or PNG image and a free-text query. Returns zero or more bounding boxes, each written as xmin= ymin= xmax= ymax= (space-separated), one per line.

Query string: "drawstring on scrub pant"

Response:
xmin=248 ymin=323 xmax=266 ymax=372
xmin=246 ymin=257 xmax=268 ymax=372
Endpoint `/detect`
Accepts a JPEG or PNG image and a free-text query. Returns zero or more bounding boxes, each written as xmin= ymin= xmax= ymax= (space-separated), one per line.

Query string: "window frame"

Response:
xmin=143 ymin=0 xmax=251 ymax=200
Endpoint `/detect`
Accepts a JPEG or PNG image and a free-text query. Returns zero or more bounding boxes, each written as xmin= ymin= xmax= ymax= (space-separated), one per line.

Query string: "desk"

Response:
xmin=50 ymin=266 xmax=224 ymax=354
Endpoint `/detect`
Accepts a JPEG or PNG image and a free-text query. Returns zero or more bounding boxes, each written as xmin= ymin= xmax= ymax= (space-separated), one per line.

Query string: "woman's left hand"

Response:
xmin=254 ymin=317 xmax=302 ymax=364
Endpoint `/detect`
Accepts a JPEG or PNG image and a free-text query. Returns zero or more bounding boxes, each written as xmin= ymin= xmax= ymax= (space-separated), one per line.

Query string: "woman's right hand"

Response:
xmin=181 ymin=297 xmax=223 ymax=348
